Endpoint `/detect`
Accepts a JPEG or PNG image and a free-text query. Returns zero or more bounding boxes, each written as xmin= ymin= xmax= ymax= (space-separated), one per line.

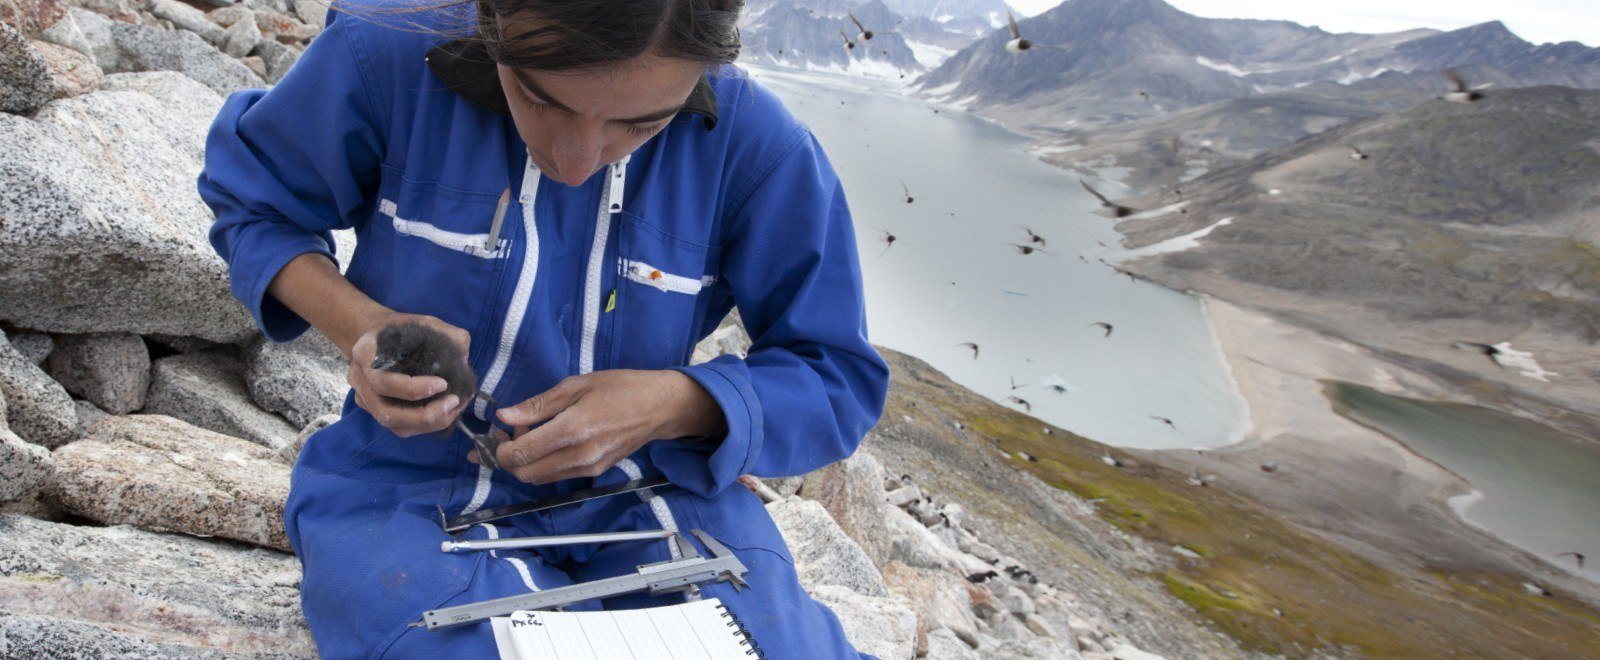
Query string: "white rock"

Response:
xmin=43 ymin=333 xmax=149 ymax=415
xmin=0 ymin=513 xmax=312 ymax=655
xmin=146 ymin=0 xmax=227 ymax=45
xmin=927 ymin=627 xmax=980 ymax=659
xmin=811 ymin=584 xmax=918 ymax=660
xmin=37 ymin=11 xmax=92 ymax=56
xmin=0 ymin=330 xmax=78 ymax=447
xmin=143 ymin=349 xmax=299 ymax=456
xmin=886 ymin=483 xmax=921 ymax=507
xmin=291 ymin=0 xmax=329 ymax=29
xmin=282 ymin=412 xmax=337 ymax=463
xmin=103 ymin=22 xmax=264 ymax=95
xmin=47 ymin=415 xmax=291 ymax=550
xmin=883 ymin=504 xmax=954 ymax=570
xmin=800 ymin=451 xmax=893 ymax=569
xmin=221 ymin=10 xmax=260 ymax=57
xmin=767 ymin=498 xmax=890 ymax=598
xmin=243 ymin=331 xmax=348 ymax=428
xmin=883 ymin=561 xmax=978 ymax=649
xmin=961 ymin=537 xmax=1002 ymax=564
xmin=0 ymin=73 xmax=259 ymax=343
xmin=1109 ymin=643 xmax=1164 ymax=660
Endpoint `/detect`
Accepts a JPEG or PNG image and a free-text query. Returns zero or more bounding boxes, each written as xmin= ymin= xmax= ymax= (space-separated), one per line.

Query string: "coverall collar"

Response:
xmin=424 ymin=37 xmax=721 ymax=130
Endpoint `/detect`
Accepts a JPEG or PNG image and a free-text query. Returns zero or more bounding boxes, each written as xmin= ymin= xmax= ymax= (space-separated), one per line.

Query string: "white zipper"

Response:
xmin=379 ymin=199 xmax=509 ymax=259
xmin=473 ymin=156 xmax=541 ymax=423
xmin=620 ymin=259 xmax=713 ymax=295
xmin=578 ymin=156 xmax=629 ymax=375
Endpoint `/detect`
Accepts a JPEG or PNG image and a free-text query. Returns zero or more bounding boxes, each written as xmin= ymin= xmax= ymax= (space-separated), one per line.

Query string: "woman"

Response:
xmin=198 ymin=0 xmax=889 ymax=656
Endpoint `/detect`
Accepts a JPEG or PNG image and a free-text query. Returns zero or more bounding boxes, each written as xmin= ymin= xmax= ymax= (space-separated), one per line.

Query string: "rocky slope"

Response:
xmin=1111 ymin=86 xmax=1600 ymax=439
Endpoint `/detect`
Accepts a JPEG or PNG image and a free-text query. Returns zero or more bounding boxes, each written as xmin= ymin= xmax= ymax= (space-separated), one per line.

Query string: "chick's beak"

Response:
xmin=369 ymin=355 xmax=396 ymax=372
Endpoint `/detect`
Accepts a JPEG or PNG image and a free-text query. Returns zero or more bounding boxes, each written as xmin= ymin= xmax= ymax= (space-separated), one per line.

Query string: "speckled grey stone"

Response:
xmin=252 ymin=38 xmax=299 ymax=83
xmin=291 ymin=0 xmax=328 ymax=29
xmin=0 ymin=72 xmax=259 ymax=343
xmin=146 ymin=0 xmax=227 ymax=45
xmin=149 ymin=333 xmax=230 ymax=354
xmin=33 ymin=37 xmax=102 ymax=98
xmin=221 ymin=10 xmax=260 ymax=57
xmin=36 ymin=9 xmax=91 ymax=56
xmin=0 ymin=513 xmax=312 ymax=657
xmin=767 ymin=497 xmax=891 ymax=598
xmin=7 ymin=331 xmax=52 ymax=366
xmin=0 ymin=23 xmax=52 ymax=114
xmin=44 ymin=332 xmax=150 ymax=414
xmin=801 ymin=451 xmax=893 ymax=570
xmin=281 ymin=411 xmax=337 ymax=463
xmin=811 ymin=584 xmax=919 ymax=660
xmin=0 ymin=330 xmax=78 ymax=447
xmin=47 ymin=414 xmax=291 ymax=550
xmin=244 ymin=331 xmax=349 ymax=428
xmin=73 ymin=398 xmax=109 ymax=433
xmin=104 ymin=21 xmax=264 ymax=95
xmin=144 ymin=349 xmax=298 ymax=456
xmin=0 ymin=426 xmax=52 ymax=503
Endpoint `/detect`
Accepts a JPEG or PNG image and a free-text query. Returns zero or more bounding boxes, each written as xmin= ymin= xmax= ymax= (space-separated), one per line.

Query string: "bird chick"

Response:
xmin=371 ymin=321 xmax=500 ymax=466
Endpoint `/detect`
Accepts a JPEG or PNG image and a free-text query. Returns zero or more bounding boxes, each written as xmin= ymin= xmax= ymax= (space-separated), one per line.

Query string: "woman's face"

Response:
xmin=497 ymin=55 xmax=703 ymax=187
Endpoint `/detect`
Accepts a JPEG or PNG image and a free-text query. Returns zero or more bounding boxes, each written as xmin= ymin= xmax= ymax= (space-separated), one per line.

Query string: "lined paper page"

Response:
xmin=489 ymin=598 xmax=753 ymax=660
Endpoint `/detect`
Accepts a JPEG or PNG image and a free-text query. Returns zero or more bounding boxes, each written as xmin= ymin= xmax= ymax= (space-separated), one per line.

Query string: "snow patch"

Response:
xmin=906 ymin=40 xmax=955 ymax=69
xmin=1111 ymin=217 xmax=1234 ymax=261
xmin=1490 ymin=343 xmax=1559 ymax=381
xmin=1195 ymin=56 xmax=1251 ymax=77
xmin=1337 ymin=67 xmax=1389 ymax=85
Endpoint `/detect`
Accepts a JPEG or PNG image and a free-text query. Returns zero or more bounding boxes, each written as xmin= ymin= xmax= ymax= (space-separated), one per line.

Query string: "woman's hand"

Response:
xmin=481 ymin=370 xmax=725 ymax=484
xmin=347 ymin=311 xmax=472 ymax=438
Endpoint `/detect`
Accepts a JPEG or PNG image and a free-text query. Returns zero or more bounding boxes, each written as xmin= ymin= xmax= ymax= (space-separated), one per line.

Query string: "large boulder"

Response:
xmin=0 ymin=389 xmax=54 ymax=503
xmin=244 ymin=331 xmax=348 ymax=428
xmin=104 ymin=21 xmax=265 ymax=95
xmin=30 ymin=38 xmax=102 ymax=98
xmin=0 ymin=330 xmax=78 ymax=447
xmin=0 ymin=513 xmax=312 ymax=656
xmin=766 ymin=497 xmax=890 ymax=598
xmin=44 ymin=332 xmax=150 ymax=414
xmin=0 ymin=0 xmax=67 ymax=38
xmin=882 ymin=560 xmax=979 ymax=649
xmin=0 ymin=72 xmax=259 ymax=343
xmin=811 ymin=584 xmax=919 ymax=660
xmin=6 ymin=331 xmax=52 ymax=365
xmin=0 ymin=23 xmax=52 ymax=114
xmin=143 ymin=349 xmax=299 ymax=456
xmin=48 ymin=415 xmax=292 ymax=550
xmin=800 ymin=451 xmax=893 ymax=569
xmin=146 ymin=0 xmax=227 ymax=45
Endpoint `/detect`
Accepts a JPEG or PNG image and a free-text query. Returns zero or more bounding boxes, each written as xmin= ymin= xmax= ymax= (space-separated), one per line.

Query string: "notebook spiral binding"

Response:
xmin=715 ymin=603 xmax=765 ymax=658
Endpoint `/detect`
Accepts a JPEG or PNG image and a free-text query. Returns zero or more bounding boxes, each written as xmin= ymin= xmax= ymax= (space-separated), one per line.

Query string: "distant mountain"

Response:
xmin=918 ymin=0 xmax=1600 ymax=131
xmin=880 ymin=0 xmax=1011 ymax=25
xmin=740 ymin=0 xmax=992 ymax=76
xmin=1116 ymin=86 xmax=1600 ymax=364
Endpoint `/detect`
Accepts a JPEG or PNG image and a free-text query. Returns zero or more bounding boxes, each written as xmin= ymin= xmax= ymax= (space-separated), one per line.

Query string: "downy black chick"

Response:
xmin=371 ymin=321 xmax=500 ymax=467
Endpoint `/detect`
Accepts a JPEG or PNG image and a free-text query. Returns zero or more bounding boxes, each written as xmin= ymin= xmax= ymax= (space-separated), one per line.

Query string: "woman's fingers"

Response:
xmin=367 ymin=369 xmax=448 ymax=403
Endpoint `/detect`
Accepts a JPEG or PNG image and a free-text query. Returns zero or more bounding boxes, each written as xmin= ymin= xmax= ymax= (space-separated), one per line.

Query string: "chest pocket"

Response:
xmin=607 ymin=211 xmax=721 ymax=369
xmin=352 ymin=168 xmax=515 ymax=352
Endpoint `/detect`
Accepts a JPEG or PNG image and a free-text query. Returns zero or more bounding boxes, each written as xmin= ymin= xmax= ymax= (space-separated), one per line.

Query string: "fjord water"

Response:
xmin=747 ymin=66 xmax=1251 ymax=449
xmin=1328 ymin=382 xmax=1600 ymax=582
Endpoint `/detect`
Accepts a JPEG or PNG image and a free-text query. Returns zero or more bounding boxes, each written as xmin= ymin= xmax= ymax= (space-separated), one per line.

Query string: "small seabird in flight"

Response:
xmin=1556 ymin=551 xmax=1586 ymax=571
xmin=1101 ymin=452 xmax=1123 ymax=468
xmin=1089 ymin=322 xmax=1113 ymax=337
xmin=1347 ymin=144 xmax=1369 ymax=160
xmin=1024 ymin=228 xmax=1046 ymax=246
xmin=872 ymin=227 xmax=896 ymax=255
xmin=1443 ymin=70 xmax=1485 ymax=103
xmin=1080 ymin=179 xmax=1134 ymax=218
xmin=1009 ymin=242 xmax=1050 ymax=256
xmin=958 ymin=342 xmax=980 ymax=359
xmin=901 ymin=180 xmax=914 ymax=204
xmin=1006 ymin=396 xmax=1032 ymax=412
xmin=1150 ymin=416 xmax=1177 ymax=431
xmin=839 ymin=29 xmax=856 ymax=51
xmin=848 ymin=12 xmax=876 ymax=41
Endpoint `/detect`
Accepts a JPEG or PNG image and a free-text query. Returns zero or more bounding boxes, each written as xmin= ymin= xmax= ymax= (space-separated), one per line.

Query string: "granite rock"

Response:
xmin=767 ymin=497 xmax=890 ymax=598
xmin=143 ymin=349 xmax=299 ymax=456
xmin=0 ymin=72 xmax=259 ymax=343
xmin=244 ymin=331 xmax=348 ymax=428
xmin=0 ymin=330 xmax=78 ymax=447
xmin=44 ymin=332 xmax=150 ymax=414
xmin=0 ymin=512 xmax=312 ymax=656
xmin=0 ymin=23 xmax=52 ymax=114
xmin=47 ymin=414 xmax=291 ymax=550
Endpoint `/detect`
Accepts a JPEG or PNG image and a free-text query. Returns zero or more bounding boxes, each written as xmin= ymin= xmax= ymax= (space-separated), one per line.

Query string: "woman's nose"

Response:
xmin=551 ymin=129 xmax=602 ymax=185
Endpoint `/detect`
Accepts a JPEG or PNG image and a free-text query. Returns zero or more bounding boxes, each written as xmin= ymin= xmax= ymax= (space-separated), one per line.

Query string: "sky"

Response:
xmin=1007 ymin=0 xmax=1598 ymax=46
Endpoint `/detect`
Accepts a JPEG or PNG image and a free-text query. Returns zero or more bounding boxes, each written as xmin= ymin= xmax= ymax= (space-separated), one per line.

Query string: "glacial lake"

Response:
xmin=1328 ymin=382 xmax=1600 ymax=583
xmin=746 ymin=66 xmax=1252 ymax=449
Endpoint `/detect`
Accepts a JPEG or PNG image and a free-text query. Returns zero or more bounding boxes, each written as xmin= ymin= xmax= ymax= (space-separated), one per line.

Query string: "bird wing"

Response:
xmin=839 ymin=28 xmax=851 ymax=43
xmin=849 ymin=12 xmax=865 ymax=32
xmin=1079 ymin=179 xmax=1115 ymax=206
xmin=1007 ymin=9 xmax=1021 ymax=39
xmin=1444 ymin=69 xmax=1467 ymax=93
xmin=901 ymin=180 xmax=910 ymax=196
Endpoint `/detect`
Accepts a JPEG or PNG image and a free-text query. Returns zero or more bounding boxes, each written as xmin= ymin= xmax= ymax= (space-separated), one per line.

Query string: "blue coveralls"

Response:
xmin=198 ymin=5 xmax=889 ymax=658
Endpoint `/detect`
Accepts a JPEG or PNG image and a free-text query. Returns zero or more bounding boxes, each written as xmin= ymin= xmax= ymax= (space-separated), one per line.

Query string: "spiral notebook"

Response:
xmin=489 ymin=598 xmax=761 ymax=659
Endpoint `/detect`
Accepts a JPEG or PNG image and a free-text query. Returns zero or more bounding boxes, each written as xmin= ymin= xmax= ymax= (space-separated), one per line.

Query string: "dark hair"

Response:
xmin=338 ymin=0 xmax=744 ymax=72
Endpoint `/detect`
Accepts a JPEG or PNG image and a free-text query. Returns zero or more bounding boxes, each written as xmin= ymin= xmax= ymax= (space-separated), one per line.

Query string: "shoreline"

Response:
xmin=1174 ymin=296 xmax=1600 ymax=594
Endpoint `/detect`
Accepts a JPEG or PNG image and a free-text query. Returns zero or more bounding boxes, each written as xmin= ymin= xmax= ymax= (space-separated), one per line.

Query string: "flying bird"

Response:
xmin=1024 ymin=228 xmax=1046 ymax=246
xmin=1080 ymin=179 xmax=1134 ymax=218
xmin=1443 ymin=70 xmax=1485 ymax=103
xmin=1009 ymin=243 xmax=1050 ymax=256
xmin=371 ymin=321 xmax=500 ymax=467
xmin=1150 ymin=416 xmax=1177 ymax=431
xmin=1009 ymin=376 xmax=1026 ymax=391
xmin=1556 ymin=551 xmax=1586 ymax=571
xmin=1006 ymin=396 xmax=1032 ymax=412
xmin=958 ymin=342 xmax=980 ymax=359
xmin=1347 ymin=144 xmax=1369 ymax=161
xmin=1186 ymin=471 xmax=1213 ymax=487
xmin=901 ymin=180 xmax=914 ymax=204
xmin=839 ymin=29 xmax=856 ymax=51
xmin=1138 ymin=90 xmax=1150 ymax=103
xmin=1047 ymin=384 xmax=1068 ymax=394
xmin=847 ymin=12 xmax=876 ymax=41
xmin=1089 ymin=322 xmax=1113 ymax=338
xmin=1101 ymin=452 xmax=1123 ymax=468
xmin=872 ymin=226 xmax=896 ymax=255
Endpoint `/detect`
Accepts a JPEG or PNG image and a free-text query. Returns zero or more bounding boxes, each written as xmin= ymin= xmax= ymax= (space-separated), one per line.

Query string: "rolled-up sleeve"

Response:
xmin=655 ymin=126 xmax=890 ymax=498
xmin=197 ymin=12 xmax=385 ymax=343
